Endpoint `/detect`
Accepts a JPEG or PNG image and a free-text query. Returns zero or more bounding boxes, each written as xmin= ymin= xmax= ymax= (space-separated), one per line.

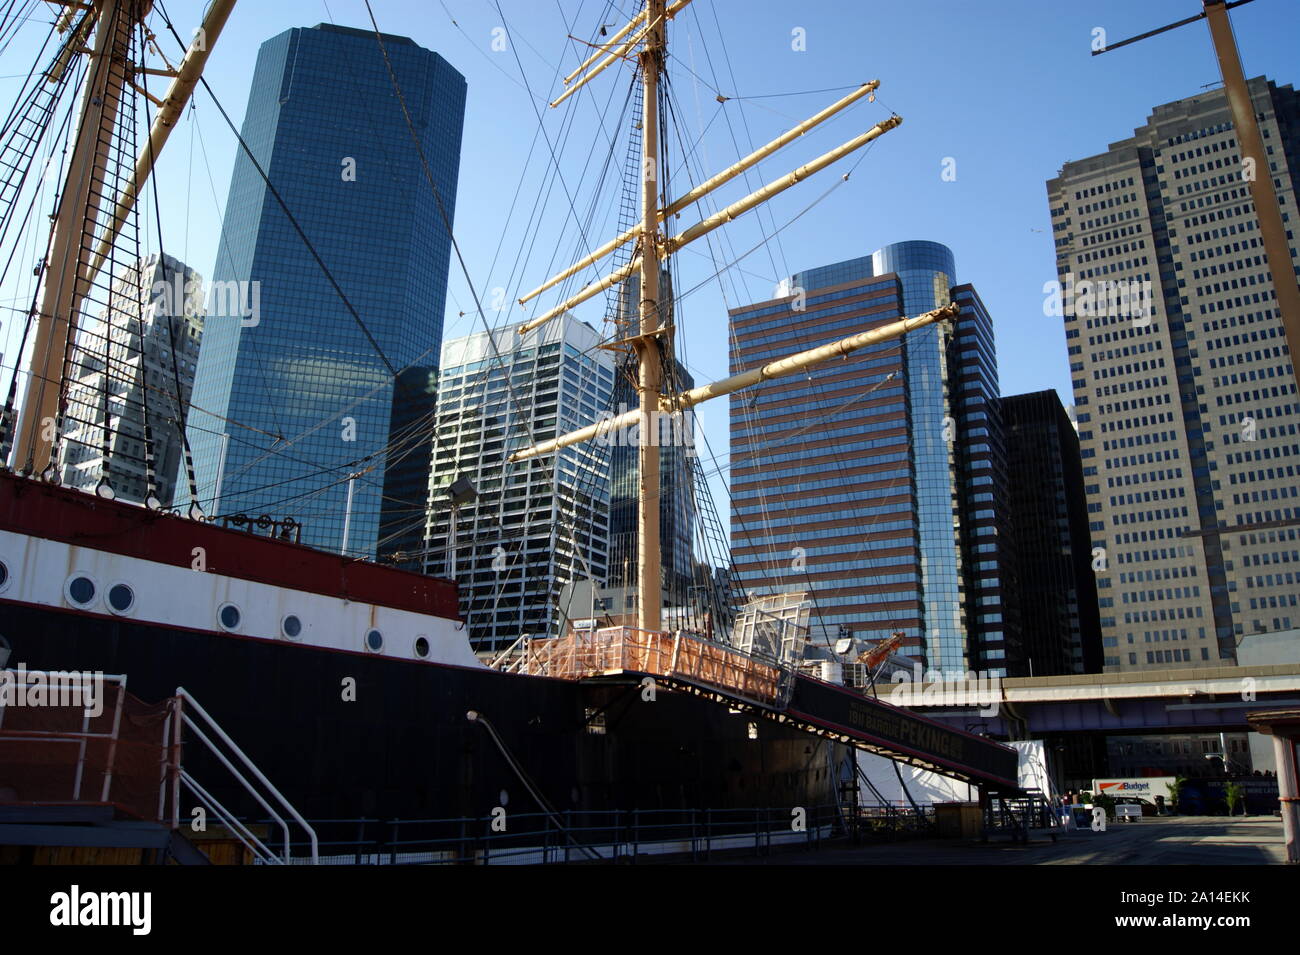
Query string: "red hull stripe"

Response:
xmin=0 ymin=471 xmax=460 ymax=620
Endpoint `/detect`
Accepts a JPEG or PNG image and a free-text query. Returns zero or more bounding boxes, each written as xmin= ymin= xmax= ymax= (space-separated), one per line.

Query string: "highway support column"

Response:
xmin=1246 ymin=708 xmax=1300 ymax=864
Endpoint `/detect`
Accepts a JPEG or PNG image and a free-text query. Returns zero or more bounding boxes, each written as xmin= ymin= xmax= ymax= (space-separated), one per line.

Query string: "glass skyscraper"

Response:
xmin=1003 ymin=389 xmax=1104 ymax=676
xmin=730 ymin=241 xmax=1014 ymax=673
xmin=183 ymin=24 xmax=465 ymax=559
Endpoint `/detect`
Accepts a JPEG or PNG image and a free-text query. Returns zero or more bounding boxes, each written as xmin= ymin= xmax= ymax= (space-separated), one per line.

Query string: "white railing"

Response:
xmin=178 ymin=769 xmax=282 ymax=865
xmin=486 ymin=633 xmax=532 ymax=673
xmin=0 ymin=670 xmax=130 ymax=803
xmin=174 ymin=687 xmax=318 ymax=865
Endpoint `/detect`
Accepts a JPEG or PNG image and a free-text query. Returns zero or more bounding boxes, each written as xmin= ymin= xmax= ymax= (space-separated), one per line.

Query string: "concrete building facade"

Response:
xmin=62 ymin=253 xmax=204 ymax=507
xmin=1047 ymin=78 xmax=1300 ymax=672
xmin=423 ymin=315 xmax=614 ymax=651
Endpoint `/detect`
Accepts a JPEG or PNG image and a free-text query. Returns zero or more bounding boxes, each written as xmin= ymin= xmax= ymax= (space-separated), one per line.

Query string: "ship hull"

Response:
xmin=0 ymin=471 xmax=840 ymax=855
xmin=1 ymin=602 xmax=841 ymax=847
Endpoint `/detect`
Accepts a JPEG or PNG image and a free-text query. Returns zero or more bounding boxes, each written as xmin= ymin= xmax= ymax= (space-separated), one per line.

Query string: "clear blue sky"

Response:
xmin=4 ymin=0 xmax=1300 ymax=485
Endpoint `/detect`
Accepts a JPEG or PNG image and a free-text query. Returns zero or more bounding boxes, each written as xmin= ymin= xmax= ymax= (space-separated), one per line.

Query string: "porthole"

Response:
xmin=0 ymin=559 xmax=9 ymax=594
xmin=281 ymin=614 xmax=303 ymax=639
xmin=218 ymin=603 xmax=241 ymax=632
xmin=107 ymin=582 xmax=135 ymax=615
xmin=365 ymin=628 xmax=383 ymax=652
xmin=414 ymin=635 xmax=430 ymax=659
xmin=65 ymin=574 xmax=97 ymax=607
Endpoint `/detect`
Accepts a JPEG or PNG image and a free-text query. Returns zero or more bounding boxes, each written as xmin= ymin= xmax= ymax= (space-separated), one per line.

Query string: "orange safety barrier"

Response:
xmin=526 ymin=627 xmax=790 ymax=708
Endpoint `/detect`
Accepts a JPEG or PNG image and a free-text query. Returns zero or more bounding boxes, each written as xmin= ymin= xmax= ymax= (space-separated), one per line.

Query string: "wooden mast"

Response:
xmin=509 ymin=1 xmax=933 ymax=636
xmin=11 ymin=0 xmax=237 ymax=473
xmin=636 ymin=0 xmax=666 ymax=633
xmin=13 ymin=0 xmax=140 ymax=475
xmin=1202 ymin=0 xmax=1300 ymax=393
xmin=1092 ymin=0 xmax=1300 ymax=392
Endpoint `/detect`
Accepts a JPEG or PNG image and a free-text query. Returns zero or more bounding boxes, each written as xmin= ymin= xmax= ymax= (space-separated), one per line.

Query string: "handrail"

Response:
xmin=0 ymin=670 xmax=131 ymax=806
xmin=175 ymin=687 xmax=319 ymax=864
xmin=256 ymin=803 xmax=850 ymax=865
xmin=486 ymin=633 xmax=530 ymax=671
xmin=179 ymin=770 xmax=281 ymax=865
xmin=179 ymin=712 xmax=294 ymax=861
xmin=466 ymin=711 xmax=602 ymax=862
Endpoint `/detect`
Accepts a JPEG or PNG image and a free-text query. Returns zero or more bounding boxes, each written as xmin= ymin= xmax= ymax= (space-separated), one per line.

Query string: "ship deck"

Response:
xmin=498 ymin=627 xmax=1021 ymax=790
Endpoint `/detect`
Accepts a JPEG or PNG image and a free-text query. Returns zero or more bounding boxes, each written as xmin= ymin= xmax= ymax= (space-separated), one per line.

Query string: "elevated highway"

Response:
xmin=895 ymin=664 xmax=1300 ymax=736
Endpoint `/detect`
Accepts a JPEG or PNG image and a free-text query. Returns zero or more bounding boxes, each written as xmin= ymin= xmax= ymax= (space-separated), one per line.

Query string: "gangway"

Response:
xmin=503 ymin=627 xmax=1020 ymax=791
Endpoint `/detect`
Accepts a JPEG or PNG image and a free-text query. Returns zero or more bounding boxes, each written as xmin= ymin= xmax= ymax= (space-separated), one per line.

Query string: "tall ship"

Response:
xmin=0 ymin=0 xmax=1018 ymax=863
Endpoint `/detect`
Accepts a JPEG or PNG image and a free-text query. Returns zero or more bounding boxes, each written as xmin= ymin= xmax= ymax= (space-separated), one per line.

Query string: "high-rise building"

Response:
xmin=602 ymin=271 xmax=701 ymax=616
xmin=1003 ymin=390 xmax=1104 ymax=675
xmin=424 ymin=314 xmax=614 ymax=652
xmin=184 ymin=24 xmax=465 ymax=559
xmin=61 ymin=253 xmax=204 ymax=506
xmin=1046 ymin=77 xmax=1300 ymax=672
xmin=605 ymin=351 xmax=697 ymax=603
xmin=728 ymin=241 xmax=1016 ymax=674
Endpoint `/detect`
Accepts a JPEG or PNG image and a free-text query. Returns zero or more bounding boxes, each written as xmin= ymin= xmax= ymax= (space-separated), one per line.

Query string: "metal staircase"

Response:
xmin=983 ymin=787 xmax=1061 ymax=842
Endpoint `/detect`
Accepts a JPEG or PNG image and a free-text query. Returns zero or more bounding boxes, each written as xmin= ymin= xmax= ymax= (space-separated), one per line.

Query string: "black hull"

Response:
xmin=2 ymin=604 xmax=842 ymax=846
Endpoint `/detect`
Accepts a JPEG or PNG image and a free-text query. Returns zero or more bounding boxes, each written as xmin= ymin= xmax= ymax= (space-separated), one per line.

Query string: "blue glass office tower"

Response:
xmin=949 ymin=283 xmax=1019 ymax=676
xmin=184 ymin=24 xmax=465 ymax=559
xmin=730 ymin=241 xmax=1016 ymax=674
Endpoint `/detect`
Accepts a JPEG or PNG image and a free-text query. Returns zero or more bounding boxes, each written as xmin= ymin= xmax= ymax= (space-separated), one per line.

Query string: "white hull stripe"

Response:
xmin=0 ymin=529 xmax=483 ymax=669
